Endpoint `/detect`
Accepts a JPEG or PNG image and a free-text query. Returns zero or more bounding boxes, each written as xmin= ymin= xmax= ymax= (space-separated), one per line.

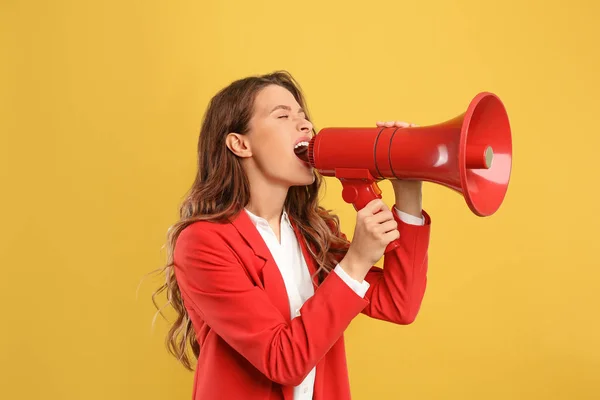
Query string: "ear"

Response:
xmin=225 ymin=133 xmax=252 ymax=158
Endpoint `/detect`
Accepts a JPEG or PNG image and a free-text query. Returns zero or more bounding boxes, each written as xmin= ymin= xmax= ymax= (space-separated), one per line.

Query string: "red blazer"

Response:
xmin=173 ymin=208 xmax=431 ymax=400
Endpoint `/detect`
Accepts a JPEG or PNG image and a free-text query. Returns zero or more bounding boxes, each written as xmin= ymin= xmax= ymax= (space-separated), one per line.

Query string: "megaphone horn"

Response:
xmin=300 ymin=91 xmax=512 ymax=227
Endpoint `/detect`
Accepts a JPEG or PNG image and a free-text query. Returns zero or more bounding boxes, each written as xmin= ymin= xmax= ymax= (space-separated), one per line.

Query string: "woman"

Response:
xmin=153 ymin=71 xmax=431 ymax=400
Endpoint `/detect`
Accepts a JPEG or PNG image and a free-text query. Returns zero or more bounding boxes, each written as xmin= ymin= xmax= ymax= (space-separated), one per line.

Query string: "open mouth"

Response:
xmin=294 ymin=141 xmax=310 ymax=163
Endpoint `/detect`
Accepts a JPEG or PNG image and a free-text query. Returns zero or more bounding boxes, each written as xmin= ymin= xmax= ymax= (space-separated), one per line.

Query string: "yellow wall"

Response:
xmin=2 ymin=0 xmax=599 ymax=399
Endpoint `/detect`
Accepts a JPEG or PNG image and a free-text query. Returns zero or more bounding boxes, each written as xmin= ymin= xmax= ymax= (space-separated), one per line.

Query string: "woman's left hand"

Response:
xmin=375 ymin=120 xmax=418 ymax=129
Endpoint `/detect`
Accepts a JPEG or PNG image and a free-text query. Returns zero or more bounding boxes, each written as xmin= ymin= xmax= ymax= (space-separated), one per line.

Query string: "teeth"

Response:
xmin=294 ymin=141 xmax=309 ymax=149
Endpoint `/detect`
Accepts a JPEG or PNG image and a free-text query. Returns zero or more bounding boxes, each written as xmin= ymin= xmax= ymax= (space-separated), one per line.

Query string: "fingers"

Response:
xmin=382 ymin=228 xmax=401 ymax=242
xmin=361 ymin=198 xmax=388 ymax=215
xmin=370 ymin=208 xmax=394 ymax=224
xmin=358 ymin=199 xmax=395 ymax=226
xmin=376 ymin=121 xmax=407 ymax=128
xmin=377 ymin=219 xmax=398 ymax=234
xmin=369 ymin=218 xmax=399 ymax=244
xmin=354 ymin=199 xmax=400 ymax=251
xmin=394 ymin=121 xmax=410 ymax=128
xmin=376 ymin=121 xmax=419 ymax=128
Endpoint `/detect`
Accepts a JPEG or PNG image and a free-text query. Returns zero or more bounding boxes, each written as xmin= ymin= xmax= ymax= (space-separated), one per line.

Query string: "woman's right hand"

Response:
xmin=338 ymin=199 xmax=400 ymax=282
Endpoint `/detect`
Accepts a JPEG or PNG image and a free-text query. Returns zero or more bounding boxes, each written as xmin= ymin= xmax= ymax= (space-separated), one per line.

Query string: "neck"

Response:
xmin=244 ymin=172 xmax=289 ymax=228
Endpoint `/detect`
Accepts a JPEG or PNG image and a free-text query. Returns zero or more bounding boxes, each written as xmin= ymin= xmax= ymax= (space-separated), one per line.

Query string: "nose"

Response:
xmin=298 ymin=118 xmax=314 ymax=136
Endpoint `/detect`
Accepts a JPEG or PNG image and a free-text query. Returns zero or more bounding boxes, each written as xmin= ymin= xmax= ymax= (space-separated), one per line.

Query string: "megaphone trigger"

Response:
xmin=335 ymin=168 xmax=382 ymax=209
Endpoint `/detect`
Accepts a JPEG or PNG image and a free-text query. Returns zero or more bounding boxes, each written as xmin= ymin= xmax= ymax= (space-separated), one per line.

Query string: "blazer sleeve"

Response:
xmin=360 ymin=209 xmax=431 ymax=324
xmin=330 ymin=209 xmax=431 ymax=325
xmin=173 ymin=223 xmax=369 ymax=387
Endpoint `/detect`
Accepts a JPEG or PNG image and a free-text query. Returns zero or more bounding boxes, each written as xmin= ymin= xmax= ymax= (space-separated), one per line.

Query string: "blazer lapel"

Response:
xmin=291 ymin=219 xmax=330 ymax=399
xmin=290 ymin=220 xmax=319 ymax=290
xmin=230 ymin=210 xmax=291 ymax=322
xmin=231 ymin=212 xmax=325 ymax=400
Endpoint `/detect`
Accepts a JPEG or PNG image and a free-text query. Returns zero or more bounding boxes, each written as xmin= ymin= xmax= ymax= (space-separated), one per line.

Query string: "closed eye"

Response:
xmin=278 ymin=115 xmax=289 ymax=119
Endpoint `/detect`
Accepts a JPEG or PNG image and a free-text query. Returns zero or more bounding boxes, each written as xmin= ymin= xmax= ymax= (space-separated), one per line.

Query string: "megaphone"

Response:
xmin=296 ymin=92 xmax=512 ymax=251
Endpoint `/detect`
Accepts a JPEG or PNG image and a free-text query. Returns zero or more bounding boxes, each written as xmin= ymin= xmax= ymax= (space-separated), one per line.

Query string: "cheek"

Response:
xmin=253 ymin=133 xmax=291 ymax=161
xmin=260 ymin=148 xmax=293 ymax=172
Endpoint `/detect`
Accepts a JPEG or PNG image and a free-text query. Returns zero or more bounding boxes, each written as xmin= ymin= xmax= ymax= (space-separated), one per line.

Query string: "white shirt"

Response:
xmin=245 ymin=207 xmax=424 ymax=399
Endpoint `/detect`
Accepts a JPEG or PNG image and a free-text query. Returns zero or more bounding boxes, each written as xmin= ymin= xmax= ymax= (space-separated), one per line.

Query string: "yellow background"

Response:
xmin=2 ymin=0 xmax=599 ymax=399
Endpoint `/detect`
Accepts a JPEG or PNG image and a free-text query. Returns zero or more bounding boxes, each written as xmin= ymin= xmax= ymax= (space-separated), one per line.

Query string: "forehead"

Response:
xmin=254 ymin=85 xmax=299 ymax=114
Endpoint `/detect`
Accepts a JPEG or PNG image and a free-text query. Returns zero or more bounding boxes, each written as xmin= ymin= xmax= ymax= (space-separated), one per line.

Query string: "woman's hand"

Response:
xmin=376 ymin=120 xmax=423 ymax=218
xmin=339 ymin=199 xmax=399 ymax=282
xmin=375 ymin=120 xmax=417 ymax=129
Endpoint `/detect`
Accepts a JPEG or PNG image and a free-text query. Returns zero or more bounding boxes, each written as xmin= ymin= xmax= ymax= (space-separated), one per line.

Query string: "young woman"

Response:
xmin=153 ymin=71 xmax=431 ymax=400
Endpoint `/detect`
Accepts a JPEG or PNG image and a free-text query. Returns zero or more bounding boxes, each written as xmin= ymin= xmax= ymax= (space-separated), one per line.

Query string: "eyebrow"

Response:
xmin=269 ymin=105 xmax=305 ymax=115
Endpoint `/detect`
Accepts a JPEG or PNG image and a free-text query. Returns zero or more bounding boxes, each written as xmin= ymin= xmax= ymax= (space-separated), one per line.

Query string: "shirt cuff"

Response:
xmin=334 ymin=264 xmax=370 ymax=298
xmin=394 ymin=207 xmax=425 ymax=226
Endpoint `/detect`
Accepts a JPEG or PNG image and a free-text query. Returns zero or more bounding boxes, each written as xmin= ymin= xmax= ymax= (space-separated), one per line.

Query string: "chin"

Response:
xmin=289 ymin=171 xmax=316 ymax=187
xmin=289 ymin=178 xmax=315 ymax=187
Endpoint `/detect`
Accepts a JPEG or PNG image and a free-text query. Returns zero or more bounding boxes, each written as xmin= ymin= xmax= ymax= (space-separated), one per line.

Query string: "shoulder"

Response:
xmin=176 ymin=218 xmax=237 ymax=250
xmin=172 ymin=218 xmax=248 ymax=276
xmin=180 ymin=218 xmax=233 ymax=236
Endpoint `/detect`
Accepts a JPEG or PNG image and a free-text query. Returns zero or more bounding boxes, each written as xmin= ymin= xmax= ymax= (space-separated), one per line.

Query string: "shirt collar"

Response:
xmin=244 ymin=208 xmax=291 ymax=228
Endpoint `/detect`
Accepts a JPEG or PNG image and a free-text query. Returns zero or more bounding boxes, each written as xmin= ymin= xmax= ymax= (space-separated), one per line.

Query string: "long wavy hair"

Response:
xmin=151 ymin=71 xmax=350 ymax=370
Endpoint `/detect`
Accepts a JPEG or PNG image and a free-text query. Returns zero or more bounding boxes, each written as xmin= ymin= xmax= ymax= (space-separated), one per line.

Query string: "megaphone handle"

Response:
xmin=338 ymin=176 xmax=401 ymax=254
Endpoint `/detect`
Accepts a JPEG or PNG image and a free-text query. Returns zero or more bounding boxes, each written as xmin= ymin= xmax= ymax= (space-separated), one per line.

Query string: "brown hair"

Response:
xmin=151 ymin=71 xmax=349 ymax=370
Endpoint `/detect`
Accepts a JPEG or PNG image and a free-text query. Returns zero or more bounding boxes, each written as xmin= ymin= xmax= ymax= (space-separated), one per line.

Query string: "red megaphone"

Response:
xmin=300 ymin=92 xmax=512 ymax=252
